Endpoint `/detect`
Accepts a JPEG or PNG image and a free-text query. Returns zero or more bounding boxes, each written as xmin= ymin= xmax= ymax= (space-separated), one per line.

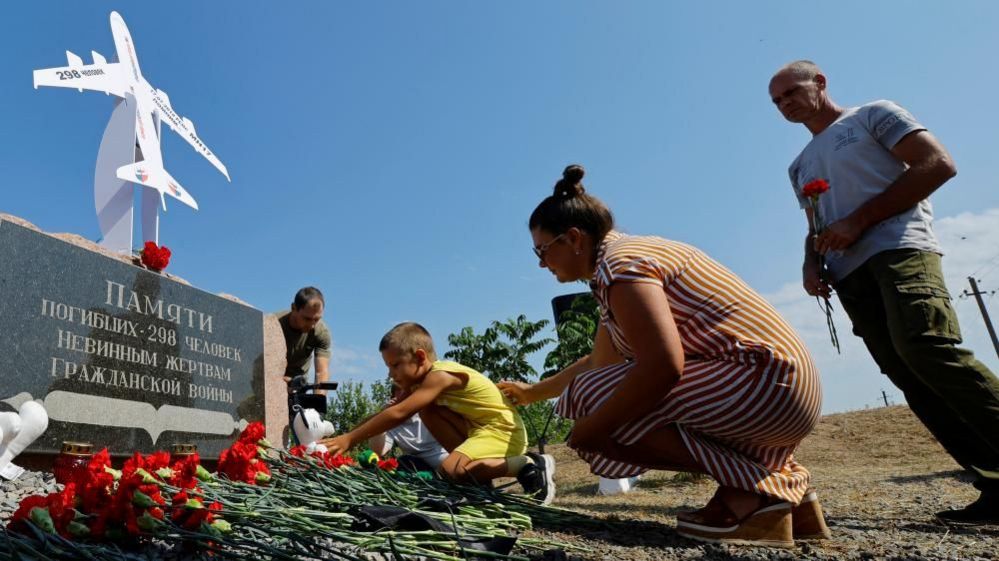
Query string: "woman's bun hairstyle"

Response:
xmin=554 ymin=165 xmax=586 ymax=199
xmin=529 ymin=163 xmax=613 ymax=247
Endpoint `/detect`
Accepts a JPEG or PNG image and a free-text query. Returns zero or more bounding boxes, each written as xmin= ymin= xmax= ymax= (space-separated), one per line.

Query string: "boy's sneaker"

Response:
xmin=516 ymin=452 xmax=556 ymax=505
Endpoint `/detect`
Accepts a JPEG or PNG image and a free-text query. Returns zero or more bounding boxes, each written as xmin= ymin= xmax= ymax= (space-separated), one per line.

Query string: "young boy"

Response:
xmin=369 ymin=384 xmax=449 ymax=473
xmin=320 ymin=322 xmax=556 ymax=504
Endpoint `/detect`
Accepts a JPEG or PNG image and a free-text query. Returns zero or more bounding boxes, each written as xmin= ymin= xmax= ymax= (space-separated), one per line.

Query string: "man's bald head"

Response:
xmin=773 ymin=60 xmax=823 ymax=83
xmin=769 ymin=60 xmax=835 ymax=127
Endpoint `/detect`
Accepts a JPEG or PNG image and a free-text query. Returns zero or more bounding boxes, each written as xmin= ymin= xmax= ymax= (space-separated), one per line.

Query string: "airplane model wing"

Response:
xmin=33 ymin=56 xmax=127 ymax=97
xmin=151 ymin=89 xmax=231 ymax=181
xmin=116 ymin=161 xmax=199 ymax=211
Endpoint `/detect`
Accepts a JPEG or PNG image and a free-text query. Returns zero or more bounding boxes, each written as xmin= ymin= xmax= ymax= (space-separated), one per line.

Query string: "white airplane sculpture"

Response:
xmin=32 ymin=11 xmax=230 ymax=252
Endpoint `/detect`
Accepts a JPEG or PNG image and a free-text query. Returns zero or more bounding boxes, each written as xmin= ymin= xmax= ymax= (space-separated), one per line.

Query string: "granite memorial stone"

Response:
xmin=0 ymin=219 xmax=266 ymax=458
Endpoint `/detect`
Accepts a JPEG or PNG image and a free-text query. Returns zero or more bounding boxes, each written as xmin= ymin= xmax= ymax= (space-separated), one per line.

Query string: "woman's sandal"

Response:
xmin=676 ymin=495 xmax=794 ymax=548
xmin=792 ymin=488 xmax=832 ymax=540
xmin=676 ymin=492 xmax=725 ymax=524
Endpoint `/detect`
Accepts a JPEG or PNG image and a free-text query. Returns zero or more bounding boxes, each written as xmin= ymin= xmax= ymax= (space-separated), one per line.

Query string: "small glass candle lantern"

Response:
xmin=170 ymin=443 xmax=198 ymax=463
xmin=52 ymin=441 xmax=93 ymax=485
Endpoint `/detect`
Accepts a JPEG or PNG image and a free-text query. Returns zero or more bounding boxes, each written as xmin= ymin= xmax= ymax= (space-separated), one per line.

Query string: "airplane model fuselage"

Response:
xmin=32 ymin=11 xmax=230 ymax=249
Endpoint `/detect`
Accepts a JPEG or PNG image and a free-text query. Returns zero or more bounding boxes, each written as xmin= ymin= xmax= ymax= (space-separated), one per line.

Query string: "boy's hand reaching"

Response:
xmin=318 ymin=434 xmax=352 ymax=456
xmin=497 ymin=380 xmax=536 ymax=405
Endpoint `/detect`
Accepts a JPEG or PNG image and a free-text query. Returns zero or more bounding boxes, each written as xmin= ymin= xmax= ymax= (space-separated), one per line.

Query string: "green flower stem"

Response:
xmin=1 ymin=531 xmax=59 ymax=561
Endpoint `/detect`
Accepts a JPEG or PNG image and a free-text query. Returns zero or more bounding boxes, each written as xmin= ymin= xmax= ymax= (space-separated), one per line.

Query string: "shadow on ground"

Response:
xmin=539 ymin=518 xmax=695 ymax=549
xmin=886 ymin=469 xmax=970 ymax=485
xmin=831 ymin=516 xmax=999 ymax=537
xmin=554 ymin=498 xmax=700 ymax=519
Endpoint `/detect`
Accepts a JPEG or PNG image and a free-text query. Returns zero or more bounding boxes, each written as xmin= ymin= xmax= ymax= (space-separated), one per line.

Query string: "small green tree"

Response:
xmin=444 ymin=315 xmax=552 ymax=383
xmin=443 ymin=326 xmax=501 ymax=377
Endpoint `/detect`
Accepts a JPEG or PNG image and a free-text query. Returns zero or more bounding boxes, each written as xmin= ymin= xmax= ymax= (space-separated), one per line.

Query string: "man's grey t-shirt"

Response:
xmin=788 ymin=100 xmax=942 ymax=282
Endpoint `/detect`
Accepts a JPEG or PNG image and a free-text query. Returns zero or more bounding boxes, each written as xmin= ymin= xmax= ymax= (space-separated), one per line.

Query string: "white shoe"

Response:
xmin=598 ymin=475 xmax=640 ymax=496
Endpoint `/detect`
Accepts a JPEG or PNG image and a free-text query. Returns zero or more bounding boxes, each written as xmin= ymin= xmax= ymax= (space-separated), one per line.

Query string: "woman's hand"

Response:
xmin=318 ymin=434 xmax=352 ymax=456
xmin=496 ymin=380 xmax=538 ymax=406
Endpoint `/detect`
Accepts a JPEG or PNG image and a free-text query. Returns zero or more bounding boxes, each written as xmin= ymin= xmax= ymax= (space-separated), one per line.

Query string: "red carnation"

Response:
xmin=78 ymin=476 xmax=113 ymax=513
xmin=800 ymin=177 xmax=842 ymax=354
xmin=9 ymin=486 xmax=80 ymax=538
xmin=88 ymin=448 xmax=112 ymax=474
xmin=802 ymin=178 xmax=830 ymax=198
xmin=9 ymin=495 xmax=48 ymax=530
xmin=251 ymin=461 xmax=271 ymax=484
xmin=146 ymin=450 xmax=172 ymax=471
xmin=238 ymin=422 xmax=266 ymax=444
xmin=169 ymin=491 xmax=223 ymax=530
xmin=140 ymin=241 xmax=171 ymax=271
xmin=168 ymin=453 xmax=202 ymax=490
xmin=77 ymin=463 xmax=115 ymax=514
xmin=123 ymin=450 xmax=170 ymax=474
xmin=218 ymin=439 xmax=269 ymax=484
xmin=321 ymin=452 xmax=356 ymax=470
xmin=801 ymin=178 xmax=832 ymax=232
xmin=377 ymin=458 xmax=399 ymax=472
xmin=46 ymin=484 xmax=78 ymax=536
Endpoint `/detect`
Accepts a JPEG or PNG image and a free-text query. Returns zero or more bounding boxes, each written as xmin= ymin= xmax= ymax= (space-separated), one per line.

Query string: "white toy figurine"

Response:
xmin=0 ymin=401 xmax=50 ymax=478
xmin=291 ymin=407 xmax=335 ymax=454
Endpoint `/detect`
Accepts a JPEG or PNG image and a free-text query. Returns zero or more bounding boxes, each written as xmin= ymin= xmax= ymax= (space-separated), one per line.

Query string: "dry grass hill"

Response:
xmin=524 ymin=405 xmax=998 ymax=560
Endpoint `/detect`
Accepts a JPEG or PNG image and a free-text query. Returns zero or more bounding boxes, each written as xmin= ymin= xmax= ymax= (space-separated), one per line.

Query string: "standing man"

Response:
xmin=769 ymin=60 xmax=999 ymax=523
xmin=278 ymin=286 xmax=332 ymax=396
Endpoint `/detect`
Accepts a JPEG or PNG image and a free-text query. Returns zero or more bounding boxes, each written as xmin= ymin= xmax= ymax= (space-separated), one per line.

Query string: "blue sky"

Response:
xmin=3 ymin=1 xmax=998 ymax=413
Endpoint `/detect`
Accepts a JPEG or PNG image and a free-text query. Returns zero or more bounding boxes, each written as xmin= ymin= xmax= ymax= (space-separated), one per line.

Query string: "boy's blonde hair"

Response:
xmin=379 ymin=322 xmax=438 ymax=361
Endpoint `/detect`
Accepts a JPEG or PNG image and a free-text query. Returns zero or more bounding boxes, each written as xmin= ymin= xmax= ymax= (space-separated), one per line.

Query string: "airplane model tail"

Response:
xmin=115 ymin=162 xmax=198 ymax=211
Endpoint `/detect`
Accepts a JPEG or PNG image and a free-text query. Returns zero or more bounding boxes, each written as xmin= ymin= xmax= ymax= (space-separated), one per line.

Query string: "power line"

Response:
xmin=952 ymin=231 xmax=999 ymax=284
xmin=976 ymin=258 xmax=999 ymax=284
xmin=969 ymin=248 xmax=999 ymax=279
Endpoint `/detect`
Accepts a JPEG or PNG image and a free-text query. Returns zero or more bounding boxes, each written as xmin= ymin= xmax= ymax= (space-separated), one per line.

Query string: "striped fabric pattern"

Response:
xmin=555 ymin=231 xmax=822 ymax=504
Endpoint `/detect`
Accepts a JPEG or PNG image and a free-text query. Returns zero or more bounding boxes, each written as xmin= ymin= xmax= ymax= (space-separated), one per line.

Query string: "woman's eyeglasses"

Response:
xmin=533 ymin=233 xmax=567 ymax=260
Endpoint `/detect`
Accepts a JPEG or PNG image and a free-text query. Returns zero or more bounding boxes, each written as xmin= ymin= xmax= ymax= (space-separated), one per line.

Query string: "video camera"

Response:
xmin=287 ymin=379 xmax=339 ymax=449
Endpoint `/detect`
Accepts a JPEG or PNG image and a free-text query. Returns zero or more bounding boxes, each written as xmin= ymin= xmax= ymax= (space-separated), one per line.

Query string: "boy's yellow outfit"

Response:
xmin=430 ymin=360 xmax=528 ymax=460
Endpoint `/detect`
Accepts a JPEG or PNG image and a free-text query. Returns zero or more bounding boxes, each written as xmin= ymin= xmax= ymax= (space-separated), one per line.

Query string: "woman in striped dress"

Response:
xmin=497 ymin=165 xmax=829 ymax=547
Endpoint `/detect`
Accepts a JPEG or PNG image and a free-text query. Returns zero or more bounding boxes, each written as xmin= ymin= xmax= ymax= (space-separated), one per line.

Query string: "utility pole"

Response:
xmin=965 ymin=277 xmax=999 ymax=360
xmin=881 ymin=390 xmax=890 ymax=407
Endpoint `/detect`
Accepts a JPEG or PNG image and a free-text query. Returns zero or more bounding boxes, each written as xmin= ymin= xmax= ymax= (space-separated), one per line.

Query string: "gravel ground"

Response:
xmin=0 ymin=470 xmax=58 ymax=526
xmin=3 ymin=406 xmax=997 ymax=560
xmin=519 ymin=406 xmax=999 ymax=561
